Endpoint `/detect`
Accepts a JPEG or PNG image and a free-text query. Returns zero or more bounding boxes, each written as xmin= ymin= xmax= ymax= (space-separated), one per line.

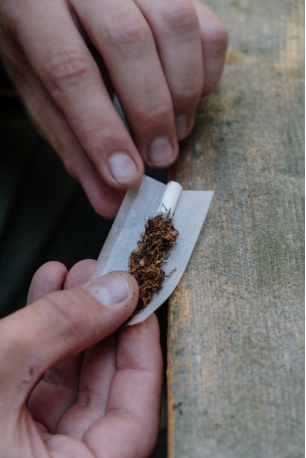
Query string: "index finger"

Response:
xmin=15 ymin=0 xmax=144 ymax=189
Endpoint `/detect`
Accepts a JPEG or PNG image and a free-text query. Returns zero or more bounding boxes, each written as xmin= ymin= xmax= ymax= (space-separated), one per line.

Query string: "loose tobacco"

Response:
xmin=129 ymin=214 xmax=179 ymax=314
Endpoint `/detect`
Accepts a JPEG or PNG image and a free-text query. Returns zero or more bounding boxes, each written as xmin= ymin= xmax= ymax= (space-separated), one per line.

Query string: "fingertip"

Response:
xmin=176 ymin=115 xmax=195 ymax=141
xmin=83 ymin=271 xmax=139 ymax=310
xmin=116 ymin=311 xmax=163 ymax=378
xmin=78 ymin=167 xmax=126 ymax=219
xmin=136 ymin=313 xmax=161 ymax=347
xmin=120 ymin=272 xmax=141 ymax=314
xmin=141 ymin=314 xmax=162 ymax=350
xmin=27 ymin=262 xmax=68 ymax=305
xmin=146 ymin=136 xmax=179 ymax=169
xmin=141 ymin=313 xmax=160 ymax=332
xmin=107 ymin=151 xmax=144 ymax=187
xmin=120 ymin=312 xmax=161 ymax=349
xmin=64 ymin=259 xmax=97 ymax=289
xmin=91 ymin=195 xmax=124 ymax=220
xmin=124 ymin=272 xmax=141 ymax=297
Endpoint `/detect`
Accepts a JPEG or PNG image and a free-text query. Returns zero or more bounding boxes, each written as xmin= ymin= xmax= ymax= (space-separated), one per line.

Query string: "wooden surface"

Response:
xmin=167 ymin=1 xmax=304 ymax=457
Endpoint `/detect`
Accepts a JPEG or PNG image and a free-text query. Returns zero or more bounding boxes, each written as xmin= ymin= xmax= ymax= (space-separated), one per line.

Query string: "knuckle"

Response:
xmin=172 ymin=80 xmax=203 ymax=105
xmin=44 ymin=292 xmax=86 ymax=339
xmin=161 ymin=2 xmax=199 ymax=35
xmin=81 ymin=120 xmax=117 ymax=156
xmin=44 ymin=47 xmax=93 ymax=94
xmin=136 ymin=103 xmax=173 ymax=128
xmin=105 ymin=17 xmax=151 ymax=50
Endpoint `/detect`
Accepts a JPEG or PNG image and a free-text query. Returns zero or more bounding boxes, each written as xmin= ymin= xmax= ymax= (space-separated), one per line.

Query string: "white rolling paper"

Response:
xmin=90 ymin=175 xmax=214 ymax=325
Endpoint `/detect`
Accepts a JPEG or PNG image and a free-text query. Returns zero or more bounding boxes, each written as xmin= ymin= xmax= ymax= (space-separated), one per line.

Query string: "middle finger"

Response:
xmin=72 ymin=0 xmax=179 ymax=168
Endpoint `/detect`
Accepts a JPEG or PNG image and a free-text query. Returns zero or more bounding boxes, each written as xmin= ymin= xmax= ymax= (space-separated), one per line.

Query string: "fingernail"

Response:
xmin=175 ymin=115 xmax=194 ymax=141
xmin=175 ymin=115 xmax=189 ymax=141
xmin=108 ymin=152 xmax=141 ymax=184
xmin=84 ymin=273 xmax=132 ymax=307
xmin=148 ymin=137 xmax=176 ymax=167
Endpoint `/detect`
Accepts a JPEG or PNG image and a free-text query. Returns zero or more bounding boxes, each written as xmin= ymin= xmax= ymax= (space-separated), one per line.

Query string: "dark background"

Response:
xmin=0 ymin=64 xmax=168 ymax=457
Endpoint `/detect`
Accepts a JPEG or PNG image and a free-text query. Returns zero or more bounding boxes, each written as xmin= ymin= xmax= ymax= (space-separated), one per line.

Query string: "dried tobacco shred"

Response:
xmin=129 ymin=214 xmax=179 ymax=314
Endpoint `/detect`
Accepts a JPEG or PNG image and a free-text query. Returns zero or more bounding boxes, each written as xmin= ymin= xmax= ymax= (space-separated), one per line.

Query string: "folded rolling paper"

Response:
xmin=90 ymin=175 xmax=214 ymax=325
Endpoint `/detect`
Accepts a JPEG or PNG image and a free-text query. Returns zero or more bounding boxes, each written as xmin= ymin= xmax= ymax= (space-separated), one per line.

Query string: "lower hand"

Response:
xmin=0 ymin=260 xmax=163 ymax=457
xmin=0 ymin=0 xmax=228 ymax=217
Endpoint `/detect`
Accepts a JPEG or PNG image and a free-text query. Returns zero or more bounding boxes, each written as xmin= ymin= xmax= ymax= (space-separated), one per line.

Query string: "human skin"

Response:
xmin=0 ymin=0 xmax=228 ymax=218
xmin=0 ymin=260 xmax=163 ymax=457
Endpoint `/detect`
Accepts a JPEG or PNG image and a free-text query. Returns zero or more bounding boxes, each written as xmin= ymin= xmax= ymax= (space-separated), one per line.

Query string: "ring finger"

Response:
xmin=135 ymin=0 xmax=204 ymax=140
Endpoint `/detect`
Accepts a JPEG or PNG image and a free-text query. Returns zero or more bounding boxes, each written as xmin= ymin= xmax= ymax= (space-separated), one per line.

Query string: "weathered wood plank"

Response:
xmin=167 ymin=1 xmax=304 ymax=457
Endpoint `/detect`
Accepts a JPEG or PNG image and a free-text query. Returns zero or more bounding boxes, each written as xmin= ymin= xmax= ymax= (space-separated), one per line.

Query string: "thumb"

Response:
xmin=0 ymin=271 xmax=138 ymax=407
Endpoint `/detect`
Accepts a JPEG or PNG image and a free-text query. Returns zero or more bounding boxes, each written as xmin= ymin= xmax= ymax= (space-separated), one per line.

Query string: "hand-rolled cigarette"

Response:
xmin=129 ymin=181 xmax=182 ymax=314
xmin=157 ymin=181 xmax=183 ymax=218
xmin=90 ymin=175 xmax=214 ymax=325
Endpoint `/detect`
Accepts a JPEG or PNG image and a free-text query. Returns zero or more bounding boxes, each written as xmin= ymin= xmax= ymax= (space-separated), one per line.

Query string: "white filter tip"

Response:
xmin=157 ymin=181 xmax=183 ymax=218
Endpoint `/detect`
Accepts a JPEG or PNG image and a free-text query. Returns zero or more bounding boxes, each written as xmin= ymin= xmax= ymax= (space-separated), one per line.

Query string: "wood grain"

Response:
xmin=167 ymin=1 xmax=304 ymax=457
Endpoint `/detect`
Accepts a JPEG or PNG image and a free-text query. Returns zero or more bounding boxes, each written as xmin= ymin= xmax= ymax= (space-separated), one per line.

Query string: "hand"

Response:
xmin=0 ymin=0 xmax=228 ymax=217
xmin=0 ymin=260 xmax=163 ymax=457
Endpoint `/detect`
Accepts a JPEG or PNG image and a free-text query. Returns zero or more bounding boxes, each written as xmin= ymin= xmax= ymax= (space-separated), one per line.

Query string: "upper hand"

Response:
xmin=0 ymin=0 xmax=228 ymax=217
xmin=0 ymin=260 xmax=163 ymax=457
